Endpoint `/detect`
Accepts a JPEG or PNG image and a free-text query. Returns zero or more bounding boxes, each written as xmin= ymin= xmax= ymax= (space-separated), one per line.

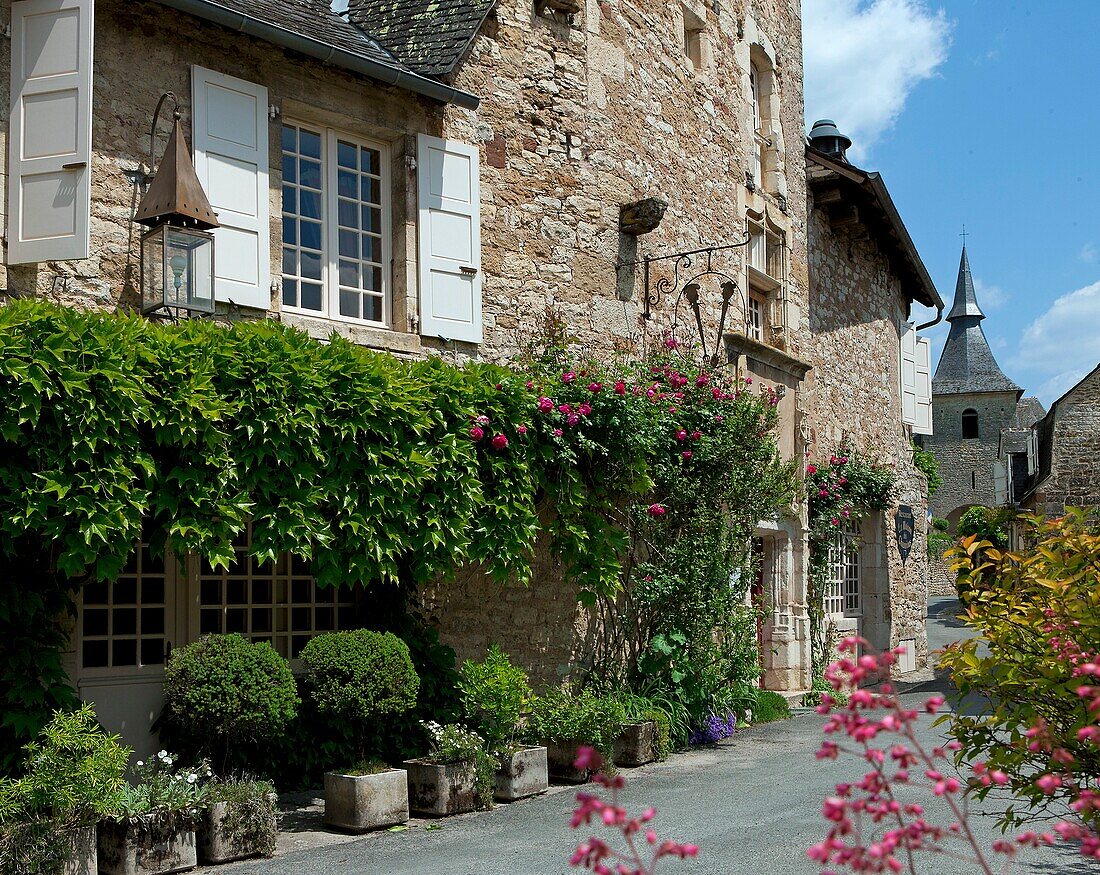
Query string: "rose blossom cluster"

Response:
xmin=806 ymin=449 xmax=859 ymax=528
xmin=809 ymin=637 xmax=1100 ymax=874
xmin=568 ymin=746 xmax=699 ymax=874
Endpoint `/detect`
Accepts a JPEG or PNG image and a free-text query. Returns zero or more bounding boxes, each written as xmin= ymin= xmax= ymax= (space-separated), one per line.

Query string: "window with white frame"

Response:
xmin=747 ymin=292 xmax=764 ymax=341
xmin=747 ymin=223 xmax=784 ymax=282
xmin=281 ymin=122 xmax=390 ymax=325
xmin=825 ymin=522 xmax=862 ymax=617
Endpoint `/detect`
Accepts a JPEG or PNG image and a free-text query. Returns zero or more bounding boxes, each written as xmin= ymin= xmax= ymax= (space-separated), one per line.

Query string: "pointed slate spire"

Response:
xmin=946 ymin=246 xmax=985 ymax=321
xmin=932 ymin=245 xmax=1021 ymax=396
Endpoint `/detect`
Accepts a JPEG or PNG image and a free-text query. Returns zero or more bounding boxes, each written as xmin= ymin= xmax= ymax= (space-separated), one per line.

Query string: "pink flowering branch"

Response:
xmin=569 ymin=746 xmax=699 ymax=875
xmin=809 ymin=638 xmax=1063 ymax=874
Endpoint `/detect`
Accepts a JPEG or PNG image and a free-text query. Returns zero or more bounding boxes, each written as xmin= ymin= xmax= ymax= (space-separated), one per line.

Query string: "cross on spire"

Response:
xmin=960 ymin=225 xmax=969 ymax=246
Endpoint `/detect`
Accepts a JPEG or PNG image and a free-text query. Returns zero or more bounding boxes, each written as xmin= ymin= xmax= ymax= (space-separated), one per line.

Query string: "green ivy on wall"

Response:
xmin=805 ymin=447 xmax=895 ymax=676
xmin=0 ymin=302 xmax=793 ymax=771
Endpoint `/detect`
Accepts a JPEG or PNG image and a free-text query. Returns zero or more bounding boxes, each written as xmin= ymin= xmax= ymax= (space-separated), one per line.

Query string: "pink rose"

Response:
xmin=476 ymin=415 xmax=490 ymax=425
xmin=806 ymin=464 xmax=818 ymax=475
xmin=691 ymin=430 xmax=702 ymax=440
xmin=558 ymin=403 xmax=572 ymax=414
xmin=696 ymin=373 xmax=710 ymax=387
xmin=578 ymin=403 xmax=592 ymax=416
xmin=491 ymin=433 xmax=508 ymax=449
xmin=469 ymin=426 xmax=484 ymax=441
xmin=682 ymin=451 xmax=693 ymax=460
xmin=614 ymin=380 xmax=626 ymax=395
xmin=714 ymin=415 xmax=724 ymax=423
xmin=553 ymin=428 xmax=563 ymax=437
xmin=831 ymin=518 xmax=841 ymax=526
xmin=537 ymin=397 xmax=553 ymax=413
xmin=648 ymin=504 xmax=667 ymax=517
xmin=664 ymin=336 xmax=680 ymax=350
xmin=566 ymin=413 xmax=579 ymax=426
xmin=525 ymin=380 xmax=534 ymax=389
xmin=588 ymin=382 xmax=603 ymax=393
xmin=675 ymin=429 xmax=688 ymax=442
xmin=517 ymin=424 xmax=528 ymax=435
xmin=745 ymin=377 xmax=753 ymax=385
xmin=562 ymin=371 xmax=576 ymax=383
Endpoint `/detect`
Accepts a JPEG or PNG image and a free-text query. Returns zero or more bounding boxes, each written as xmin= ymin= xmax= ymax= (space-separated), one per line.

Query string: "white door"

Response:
xmin=76 ymin=543 xmax=180 ymax=759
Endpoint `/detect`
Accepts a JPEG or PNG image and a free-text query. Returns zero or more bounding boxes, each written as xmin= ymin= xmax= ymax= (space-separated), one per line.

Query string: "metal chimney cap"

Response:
xmin=808 ymin=119 xmax=853 ymax=152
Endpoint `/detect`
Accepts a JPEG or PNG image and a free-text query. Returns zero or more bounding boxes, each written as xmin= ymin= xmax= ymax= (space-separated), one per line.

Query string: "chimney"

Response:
xmin=808 ymin=119 xmax=852 ymax=162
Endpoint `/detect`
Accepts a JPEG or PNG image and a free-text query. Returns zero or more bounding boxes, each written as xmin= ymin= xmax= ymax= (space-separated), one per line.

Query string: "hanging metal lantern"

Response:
xmin=135 ymin=97 xmax=219 ymax=316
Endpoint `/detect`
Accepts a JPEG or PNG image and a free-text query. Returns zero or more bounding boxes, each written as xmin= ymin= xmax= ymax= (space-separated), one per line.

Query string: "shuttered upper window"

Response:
xmin=281 ymin=122 xmax=390 ymax=326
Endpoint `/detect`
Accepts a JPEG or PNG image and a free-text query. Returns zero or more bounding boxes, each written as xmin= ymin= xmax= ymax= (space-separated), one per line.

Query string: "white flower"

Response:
xmin=136 ymin=761 xmax=143 ymax=767
xmin=187 ymin=774 xmax=197 ymax=784
xmin=157 ymin=750 xmax=168 ymax=758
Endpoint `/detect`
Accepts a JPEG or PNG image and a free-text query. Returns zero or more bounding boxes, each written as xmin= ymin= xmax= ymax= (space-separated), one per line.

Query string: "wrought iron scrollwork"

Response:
xmin=620 ymin=232 xmax=753 ymax=368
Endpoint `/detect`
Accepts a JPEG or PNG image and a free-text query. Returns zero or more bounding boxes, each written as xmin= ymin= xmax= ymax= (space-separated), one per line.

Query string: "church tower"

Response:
xmin=921 ymin=246 xmax=1025 ymax=530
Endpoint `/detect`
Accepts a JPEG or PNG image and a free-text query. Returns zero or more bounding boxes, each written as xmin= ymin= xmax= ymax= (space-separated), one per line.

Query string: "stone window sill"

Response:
xmin=281 ymin=312 xmax=424 ymax=357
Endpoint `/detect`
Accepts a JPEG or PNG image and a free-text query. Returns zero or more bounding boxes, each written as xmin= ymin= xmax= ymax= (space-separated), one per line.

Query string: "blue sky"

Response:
xmin=803 ymin=0 xmax=1100 ymax=406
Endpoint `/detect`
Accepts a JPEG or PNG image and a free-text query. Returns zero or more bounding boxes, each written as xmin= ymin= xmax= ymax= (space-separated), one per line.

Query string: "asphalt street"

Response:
xmin=222 ymin=598 xmax=1097 ymax=875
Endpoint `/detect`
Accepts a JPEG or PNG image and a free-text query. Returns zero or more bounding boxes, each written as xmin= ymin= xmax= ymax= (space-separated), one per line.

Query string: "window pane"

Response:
xmin=363 ymin=295 xmax=382 ymax=324
xmin=84 ymin=581 xmax=108 ymax=605
xmin=299 ymin=128 xmax=321 ymax=159
xmin=300 ymin=283 xmax=323 ymax=311
xmin=83 ymin=608 xmax=108 ymax=637
xmin=282 ymin=279 xmax=297 ymax=307
xmin=282 ymin=249 xmax=297 ymax=277
xmin=362 ymin=176 xmax=380 ymax=203
xmin=281 ymin=185 xmax=296 ymax=214
xmin=292 ymin=579 xmax=311 ymax=603
xmin=299 ymin=160 xmax=321 ymax=190
xmin=339 ymin=260 xmax=359 ymax=288
xmin=337 ymin=140 xmax=358 ymax=169
xmin=299 ymin=221 xmax=322 ymax=251
xmin=113 ymin=639 xmax=137 ymax=667
xmin=252 ymin=579 xmax=272 ymax=604
xmin=339 ymin=230 xmax=358 ymax=259
xmin=361 ymin=147 xmax=380 ymax=176
xmin=113 ymin=607 xmax=136 ymax=635
xmin=281 ymin=124 xmax=296 ymax=152
xmin=200 ymin=609 xmax=222 ymax=635
xmin=281 ymin=155 xmax=296 ymax=184
xmin=339 ymin=289 xmax=359 ymax=318
xmin=362 ymin=234 xmax=380 ymax=263
xmin=300 ymin=251 xmax=322 ymax=281
xmin=299 ymin=190 xmax=323 ymax=220
xmin=227 ymin=579 xmax=247 ymax=605
xmin=338 ymin=199 xmax=358 ymax=229
xmin=226 ymin=608 xmax=247 ymax=634
xmin=364 ymin=266 xmax=382 ymax=292
xmin=141 ymin=607 xmax=164 ymax=636
xmin=115 ymin=579 xmax=137 ymax=604
xmin=83 ymin=640 xmax=108 ymax=669
xmin=362 ymin=206 xmax=381 ymax=233
xmin=338 ymin=169 xmax=357 ymax=199
xmin=142 ymin=579 xmax=165 ymax=604
xmin=141 ymin=638 xmax=165 ymax=667
xmin=252 ymin=608 xmax=272 ymax=634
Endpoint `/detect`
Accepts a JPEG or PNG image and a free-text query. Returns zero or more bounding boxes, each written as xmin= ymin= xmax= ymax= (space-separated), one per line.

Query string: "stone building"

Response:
xmin=1020 ymin=364 xmax=1100 ymax=518
xmin=803 ymin=131 xmax=940 ymax=676
xmin=1 ymin=0 xmax=939 ymax=753
xmin=919 ymin=247 xmax=1042 ymax=527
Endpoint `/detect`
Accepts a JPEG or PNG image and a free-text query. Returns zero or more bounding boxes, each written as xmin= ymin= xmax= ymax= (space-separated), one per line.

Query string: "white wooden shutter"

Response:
xmin=913 ymin=336 xmax=933 ymax=435
xmin=900 ymin=321 xmax=917 ymax=426
xmin=7 ymin=0 xmax=93 ymax=264
xmin=191 ymin=66 xmax=270 ymax=310
xmin=417 ymin=134 xmax=482 ymax=344
xmin=992 ymin=460 xmax=1009 ymax=506
xmin=1027 ymin=429 xmax=1038 ymax=475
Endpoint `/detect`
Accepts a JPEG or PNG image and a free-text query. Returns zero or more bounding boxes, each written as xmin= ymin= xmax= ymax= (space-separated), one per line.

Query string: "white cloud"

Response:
xmin=803 ymin=0 xmax=952 ymax=159
xmin=1080 ymin=242 xmax=1097 ymax=263
xmin=973 ymin=277 xmax=1007 ymax=310
xmin=1011 ymin=281 xmax=1100 ymax=404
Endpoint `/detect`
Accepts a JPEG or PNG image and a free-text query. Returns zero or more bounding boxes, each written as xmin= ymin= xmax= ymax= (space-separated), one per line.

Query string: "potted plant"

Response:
xmin=300 ymin=629 xmax=420 ymax=833
xmin=403 ymin=722 xmax=495 ymax=816
xmin=98 ymin=751 xmax=208 ymax=875
xmin=527 ymin=690 xmax=626 ymax=783
xmin=0 ymin=705 xmax=131 ymax=875
xmin=162 ymin=634 xmax=299 ymax=773
xmin=458 ymin=645 xmax=547 ymax=801
xmin=612 ymin=693 xmax=671 ymax=767
xmin=196 ymin=777 xmax=277 ymax=864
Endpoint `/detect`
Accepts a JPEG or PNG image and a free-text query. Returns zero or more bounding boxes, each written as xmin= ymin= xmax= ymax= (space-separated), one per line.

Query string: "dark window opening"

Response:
xmin=961 ymin=409 xmax=979 ymax=439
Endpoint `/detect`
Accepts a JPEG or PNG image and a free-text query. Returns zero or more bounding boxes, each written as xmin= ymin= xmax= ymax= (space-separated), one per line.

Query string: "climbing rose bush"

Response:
xmin=809 ymin=638 xmax=1100 ymax=874
xmin=568 ymin=746 xmax=699 ymax=874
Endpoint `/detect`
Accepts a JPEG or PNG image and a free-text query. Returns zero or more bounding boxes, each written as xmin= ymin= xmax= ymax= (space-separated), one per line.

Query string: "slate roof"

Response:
xmin=151 ymin=0 xmax=480 ymax=106
xmin=349 ymin=0 xmax=496 ymax=77
xmin=1016 ymin=396 xmax=1046 ymax=428
xmin=932 ymin=246 xmax=1021 ymax=396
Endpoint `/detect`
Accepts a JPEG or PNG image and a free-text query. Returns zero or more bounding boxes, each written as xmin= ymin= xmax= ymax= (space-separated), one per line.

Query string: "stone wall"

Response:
xmin=805 ymin=206 xmax=930 ymax=670
xmin=922 ymin=391 xmax=1021 ymax=523
xmin=1028 ymin=366 xmax=1100 ymax=517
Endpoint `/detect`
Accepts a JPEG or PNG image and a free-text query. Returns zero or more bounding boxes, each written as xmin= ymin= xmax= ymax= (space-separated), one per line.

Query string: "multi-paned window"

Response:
xmin=747 ymin=292 xmax=764 ymax=341
xmin=281 ymin=122 xmax=389 ymax=325
xmin=197 ymin=524 xmax=355 ymax=660
xmin=824 ymin=523 xmax=862 ymax=617
xmin=80 ymin=540 xmax=168 ymax=671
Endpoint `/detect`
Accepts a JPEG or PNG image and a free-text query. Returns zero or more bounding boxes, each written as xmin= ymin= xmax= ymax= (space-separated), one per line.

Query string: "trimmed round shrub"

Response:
xmin=300 ymin=630 xmax=420 ymax=723
xmin=164 ymin=634 xmax=298 ymax=754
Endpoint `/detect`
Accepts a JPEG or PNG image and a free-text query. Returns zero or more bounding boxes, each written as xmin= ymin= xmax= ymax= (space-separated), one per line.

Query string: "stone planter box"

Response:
xmin=494 ymin=746 xmax=548 ymax=801
xmin=324 ymin=769 xmax=409 ymax=833
xmin=403 ymin=757 xmax=479 ymax=816
xmin=97 ymin=818 xmax=196 ymax=875
xmin=62 ymin=824 xmax=97 ymax=875
xmin=614 ymin=721 xmax=660 ymax=767
xmin=197 ymin=796 xmax=277 ymax=864
xmin=544 ymin=740 xmax=591 ymax=783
